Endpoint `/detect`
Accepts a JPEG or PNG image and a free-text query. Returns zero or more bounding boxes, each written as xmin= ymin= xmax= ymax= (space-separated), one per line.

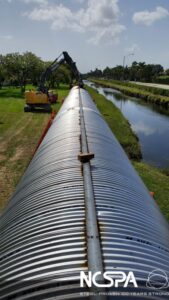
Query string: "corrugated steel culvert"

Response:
xmin=0 ymin=86 xmax=169 ymax=300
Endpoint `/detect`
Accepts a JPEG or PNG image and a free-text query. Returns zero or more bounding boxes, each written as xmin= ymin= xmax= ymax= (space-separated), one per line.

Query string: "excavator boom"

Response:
xmin=24 ymin=51 xmax=83 ymax=112
xmin=38 ymin=51 xmax=83 ymax=93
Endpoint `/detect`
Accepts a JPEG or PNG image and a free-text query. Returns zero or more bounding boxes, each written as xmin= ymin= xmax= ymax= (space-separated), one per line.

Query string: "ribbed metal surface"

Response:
xmin=80 ymin=88 xmax=169 ymax=298
xmin=0 ymin=87 xmax=88 ymax=299
xmin=1 ymin=86 xmax=169 ymax=299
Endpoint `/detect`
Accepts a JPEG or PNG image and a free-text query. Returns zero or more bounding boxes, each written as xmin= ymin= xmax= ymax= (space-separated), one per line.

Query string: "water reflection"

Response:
xmin=86 ymin=81 xmax=169 ymax=168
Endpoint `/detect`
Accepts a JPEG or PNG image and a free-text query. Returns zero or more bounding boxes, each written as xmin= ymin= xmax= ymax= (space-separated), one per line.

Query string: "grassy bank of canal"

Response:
xmin=90 ymin=79 xmax=169 ymax=109
xmin=86 ymin=85 xmax=169 ymax=221
xmin=86 ymin=86 xmax=142 ymax=160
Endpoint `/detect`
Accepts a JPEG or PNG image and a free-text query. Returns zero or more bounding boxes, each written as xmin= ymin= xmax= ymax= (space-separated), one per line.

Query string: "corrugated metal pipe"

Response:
xmin=0 ymin=86 xmax=169 ymax=300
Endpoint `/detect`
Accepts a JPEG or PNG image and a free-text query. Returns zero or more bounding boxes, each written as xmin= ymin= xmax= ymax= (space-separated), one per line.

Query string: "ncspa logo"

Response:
xmin=146 ymin=269 xmax=169 ymax=290
xmin=80 ymin=271 xmax=138 ymax=288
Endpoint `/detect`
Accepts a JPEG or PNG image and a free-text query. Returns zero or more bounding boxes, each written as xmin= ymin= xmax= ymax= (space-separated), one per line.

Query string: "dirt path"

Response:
xmin=130 ymin=81 xmax=169 ymax=90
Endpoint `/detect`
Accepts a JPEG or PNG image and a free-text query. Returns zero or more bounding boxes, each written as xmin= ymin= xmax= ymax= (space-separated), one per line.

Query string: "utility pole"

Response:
xmin=123 ymin=53 xmax=134 ymax=81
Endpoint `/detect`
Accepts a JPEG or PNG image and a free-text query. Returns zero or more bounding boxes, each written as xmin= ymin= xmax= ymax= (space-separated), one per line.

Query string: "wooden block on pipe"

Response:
xmin=78 ymin=153 xmax=95 ymax=163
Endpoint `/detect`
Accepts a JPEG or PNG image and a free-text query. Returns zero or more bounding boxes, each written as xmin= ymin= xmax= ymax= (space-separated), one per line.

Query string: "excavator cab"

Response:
xmin=24 ymin=90 xmax=51 ymax=112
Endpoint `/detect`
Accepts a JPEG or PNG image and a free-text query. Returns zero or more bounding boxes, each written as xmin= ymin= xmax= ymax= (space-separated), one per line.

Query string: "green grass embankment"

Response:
xmin=0 ymin=85 xmax=69 ymax=211
xmin=90 ymin=79 xmax=169 ymax=109
xmin=133 ymin=162 xmax=169 ymax=221
xmin=86 ymin=85 xmax=169 ymax=221
xmin=86 ymin=86 xmax=142 ymax=160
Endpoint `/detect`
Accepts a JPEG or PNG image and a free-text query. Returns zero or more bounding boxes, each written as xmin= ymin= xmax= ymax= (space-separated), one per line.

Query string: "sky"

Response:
xmin=0 ymin=0 xmax=169 ymax=73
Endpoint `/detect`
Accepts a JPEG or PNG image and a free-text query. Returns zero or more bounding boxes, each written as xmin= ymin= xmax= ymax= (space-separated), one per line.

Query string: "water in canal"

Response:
xmin=86 ymin=81 xmax=169 ymax=169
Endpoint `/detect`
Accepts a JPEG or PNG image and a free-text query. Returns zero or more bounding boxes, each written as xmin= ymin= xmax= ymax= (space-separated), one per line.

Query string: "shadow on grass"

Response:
xmin=26 ymin=110 xmax=51 ymax=114
xmin=0 ymin=88 xmax=24 ymax=99
xmin=0 ymin=84 xmax=70 ymax=100
xmin=57 ymin=85 xmax=70 ymax=91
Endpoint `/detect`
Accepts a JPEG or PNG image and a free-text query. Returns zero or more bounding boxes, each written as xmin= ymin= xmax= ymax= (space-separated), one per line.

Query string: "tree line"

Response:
xmin=86 ymin=61 xmax=169 ymax=83
xmin=1 ymin=52 xmax=169 ymax=89
xmin=0 ymin=52 xmax=72 ymax=92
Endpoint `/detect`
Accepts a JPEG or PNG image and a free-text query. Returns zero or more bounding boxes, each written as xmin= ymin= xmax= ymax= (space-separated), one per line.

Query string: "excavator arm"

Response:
xmin=24 ymin=51 xmax=83 ymax=112
xmin=38 ymin=51 xmax=83 ymax=93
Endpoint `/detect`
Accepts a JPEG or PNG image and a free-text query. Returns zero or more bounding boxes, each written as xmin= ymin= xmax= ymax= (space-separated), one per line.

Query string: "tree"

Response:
xmin=41 ymin=61 xmax=72 ymax=89
xmin=103 ymin=67 xmax=112 ymax=78
xmin=86 ymin=68 xmax=102 ymax=78
xmin=23 ymin=52 xmax=44 ymax=86
xmin=0 ymin=55 xmax=5 ymax=88
xmin=127 ymin=62 xmax=163 ymax=82
xmin=112 ymin=65 xmax=124 ymax=80
xmin=3 ymin=53 xmax=20 ymax=87
xmin=165 ymin=69 xmax=169 ymax=76
xmin=3 ymin=52 xmax=44 ymax=92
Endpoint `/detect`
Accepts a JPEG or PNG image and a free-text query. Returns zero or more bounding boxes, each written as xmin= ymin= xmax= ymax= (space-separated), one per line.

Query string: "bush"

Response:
xmin=154 ymin=76 xmax=169 ymax=85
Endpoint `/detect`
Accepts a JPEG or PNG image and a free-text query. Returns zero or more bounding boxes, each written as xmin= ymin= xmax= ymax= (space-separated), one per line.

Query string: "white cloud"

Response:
xmin=24 ymin=0 xmax=125 ymax=44
xmin=126 ymin=43 xmax=140 ymax=54
xmin=132 ymin=122 xmax=155 ymax=136
xmin=22 ymin=0 xmax=48 ymax=5
xmin=133 ymin=6 xmax=169 ymax=26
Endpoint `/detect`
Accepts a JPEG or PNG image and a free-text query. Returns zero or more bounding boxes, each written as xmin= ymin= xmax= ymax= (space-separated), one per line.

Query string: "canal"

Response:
xmin=86 ymin=81 xmax=169 ymax=169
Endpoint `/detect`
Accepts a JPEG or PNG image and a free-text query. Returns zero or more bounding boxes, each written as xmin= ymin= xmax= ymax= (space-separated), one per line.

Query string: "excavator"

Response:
xmin=24 ymin=51 xmax=84 ymax=112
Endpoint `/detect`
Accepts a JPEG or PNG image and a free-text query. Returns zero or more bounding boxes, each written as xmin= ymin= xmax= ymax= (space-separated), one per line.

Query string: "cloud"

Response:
xmin=133 ymin=6 xmax=169 ymax=26
xmin=22 ymin=0 xmax=48 ymax=5
xmin=0 ymin=35 xmax=13 ymax=40
xmin=126 ymin=43 xmax=140 ymax=54
xmin=24 ymin=0 xmax=126 ymax=44
xmin=132 ymin=122 xmax=155 ymax=136
xmin=1 ymin=0 xmax=48 ymax=4
xmin=0 ymin=0 xmax=48 ymax=4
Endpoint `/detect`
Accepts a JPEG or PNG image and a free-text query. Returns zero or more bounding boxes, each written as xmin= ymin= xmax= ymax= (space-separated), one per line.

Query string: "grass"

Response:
xmin=86 ymin=85 xmax=169 ymax=221
xmin=52 ymin=84 xmax=70 ymax=111
xmin=133 ymin=162 xmax=169 ymax=221
xmin=0 ymin=84 xmax=69 ymax=211
xmin=90 ymin=78 xmax=169 ymax=109
xmin=86 ymin=85 xmax=142 ymax=160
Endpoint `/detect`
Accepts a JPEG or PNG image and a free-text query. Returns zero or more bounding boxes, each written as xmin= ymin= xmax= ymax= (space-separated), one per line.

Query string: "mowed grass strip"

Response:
xmin=0 ymin=85 xmax=69 ymax=211
xmin=86 ymin=85 xmax=169 ymax=221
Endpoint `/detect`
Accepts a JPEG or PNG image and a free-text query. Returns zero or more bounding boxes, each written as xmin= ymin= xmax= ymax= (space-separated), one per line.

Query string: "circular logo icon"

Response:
xmin=146 ymin=269 xmax=169 ymax=289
